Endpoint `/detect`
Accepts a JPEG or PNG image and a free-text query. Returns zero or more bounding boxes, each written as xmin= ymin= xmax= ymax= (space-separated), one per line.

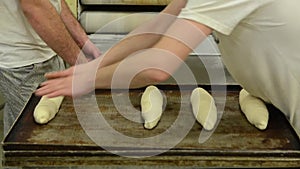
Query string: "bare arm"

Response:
xmin=98 ymin=0 xmax=188 ymax=67
xmin=34 ymin=0 xmax=213 ymax=97
xmin=60 ymin=0 xmax=101 ymax=60
xmin=60 ymin=0 xmax=87 ymax=48
xmin=20 ymin=0 xmax=87 ymax=65
xmin=94 ymin=18 xmax=213 ymax=89
xmin=35 ymin=18 xmax=212 ymax=97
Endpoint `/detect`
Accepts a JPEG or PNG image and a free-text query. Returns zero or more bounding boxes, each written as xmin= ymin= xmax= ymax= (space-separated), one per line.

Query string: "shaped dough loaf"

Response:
xmin=239 ymin=89 xmax=269 ymax=130
xmin=141 ymin=85 xmax=163 ymax=129
xmin=190 ymin=88 xmax=217 ymax=131
xmin=34 ymin=96 xmax=64 ymax=124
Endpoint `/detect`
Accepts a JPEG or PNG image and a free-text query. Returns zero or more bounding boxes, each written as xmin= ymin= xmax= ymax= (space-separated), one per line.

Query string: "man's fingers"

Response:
xmin=36 ymin=87 xmax=65 ymax=98
xmin=44 ymin=71 xmax=65 ymax=79
xmin=36 ymin=80 xmax=62 ymax=96
xmin=39 ymin=79 xmax=55 ymax=87
xmin=45 ymin=68 xmax=73 ymax=79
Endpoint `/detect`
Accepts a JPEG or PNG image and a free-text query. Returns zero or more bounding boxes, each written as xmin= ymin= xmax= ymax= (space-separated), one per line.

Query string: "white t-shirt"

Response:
xmin=178 ymin=0 xmax=300 ymax=135
xmin=0 ymin=0 xmax=62 ymax=68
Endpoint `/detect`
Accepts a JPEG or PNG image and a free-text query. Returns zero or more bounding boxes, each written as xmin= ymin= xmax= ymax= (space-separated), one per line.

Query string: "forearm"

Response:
xmin=60 ymin=0 xmax=88 ymax=49
xmin=95 ymin=16 xmax=212 ymax=89
xmin=20 ymin=0 xmax=86 ymax=65
xmin=98 ymin=0 xmax=188 ymax=68
xmin=95 ymin=48 xmax=184 ymax=89
xmin=34 ymin=0 xmax=213 ymax=98
xmin=98 ymin=34 xmax=162 ymax=68
xmin=94 ymin=59 xmax=162 ymax=89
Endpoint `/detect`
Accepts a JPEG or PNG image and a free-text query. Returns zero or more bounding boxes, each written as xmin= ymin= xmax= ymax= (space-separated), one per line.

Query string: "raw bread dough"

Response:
xmin=33 ymin=96 xmax=64 ymax=124
xmin=190 ymin=88 xmax=217 ymax=131
xmin=141 ymin=85 xmax=163 ymax=129
xmin=239 ymin=89 xmax=269 ymax=130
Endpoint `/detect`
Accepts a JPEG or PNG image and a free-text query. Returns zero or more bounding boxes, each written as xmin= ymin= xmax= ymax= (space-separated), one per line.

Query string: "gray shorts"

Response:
xmin=0 ymin=56 xmax=65 ymax=136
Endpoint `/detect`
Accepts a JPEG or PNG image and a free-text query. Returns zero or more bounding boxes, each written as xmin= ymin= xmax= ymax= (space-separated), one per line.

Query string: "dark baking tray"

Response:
xmin=2 ymin=85 xmax=300 ymax=167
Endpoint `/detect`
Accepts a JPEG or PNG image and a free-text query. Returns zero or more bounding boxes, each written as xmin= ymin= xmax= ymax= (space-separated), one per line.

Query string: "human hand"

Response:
xmin=82 ymin=39 xmax=101 ymax=61
xmin=35 ymin=60 xmax=99 ymax=98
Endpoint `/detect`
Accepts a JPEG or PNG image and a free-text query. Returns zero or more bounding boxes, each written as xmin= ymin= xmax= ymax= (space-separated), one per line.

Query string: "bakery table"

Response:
xmin=2 ymin=85 xmax=300 ymax=168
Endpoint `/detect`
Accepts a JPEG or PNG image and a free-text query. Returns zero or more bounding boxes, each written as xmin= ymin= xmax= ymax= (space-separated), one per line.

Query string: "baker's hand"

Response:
xmin=82 ymin=39 xmax=101 ymax=61
xmin=35 ymin=60 xmax=98 ymax=98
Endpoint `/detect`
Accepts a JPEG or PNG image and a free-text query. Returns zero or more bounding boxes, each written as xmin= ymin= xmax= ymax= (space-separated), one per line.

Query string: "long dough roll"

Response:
xmin=239 ymin=89 xmax=269 ymax=130
xmin=190 ymin=88 xmax=217 ymax=131
xmin=33 ymin=96 xmax=64 ymax=124
xmin=141 ymin=85 xmax=163 ymax=129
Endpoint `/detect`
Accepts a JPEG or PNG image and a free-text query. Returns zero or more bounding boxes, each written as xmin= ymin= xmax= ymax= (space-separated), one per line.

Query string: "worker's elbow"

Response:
xmin=19 ymin=0 xmax=31 ymax=13
xmin=145 ymin=69 xmax=171 ymax=83
xmin=19 ymin=0 xmax=39 ymax=17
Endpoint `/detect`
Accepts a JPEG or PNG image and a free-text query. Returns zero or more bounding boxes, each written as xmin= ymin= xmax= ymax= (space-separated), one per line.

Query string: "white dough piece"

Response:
xmin=239 ymin=89 xmax=269 ymax=130
xmin=33 ymin=96 xmax=64 ymax=124
xmin=190 ymin=88 xmax=217 ymax=131
xmin=141 ymin=85 xmax=163 ymax=129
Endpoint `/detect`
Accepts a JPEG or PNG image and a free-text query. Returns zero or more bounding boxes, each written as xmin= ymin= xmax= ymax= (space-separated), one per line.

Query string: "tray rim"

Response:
xmin=2 ymin=85 xmax=300 ymax=156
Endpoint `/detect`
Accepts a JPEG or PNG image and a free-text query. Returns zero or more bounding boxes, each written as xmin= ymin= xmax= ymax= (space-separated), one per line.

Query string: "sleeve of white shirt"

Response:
xmin=178 ymin=0 xmax=272 ymax=35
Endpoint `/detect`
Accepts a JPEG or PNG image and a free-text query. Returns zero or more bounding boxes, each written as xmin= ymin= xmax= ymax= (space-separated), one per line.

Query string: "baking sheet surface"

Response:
xmin=3 ymin=86 xmax=300 ymax=155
